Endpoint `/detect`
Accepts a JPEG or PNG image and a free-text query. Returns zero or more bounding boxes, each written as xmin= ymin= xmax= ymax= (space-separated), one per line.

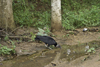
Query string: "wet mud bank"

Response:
xmin=0 ymin=40 xmax=100 ymax=67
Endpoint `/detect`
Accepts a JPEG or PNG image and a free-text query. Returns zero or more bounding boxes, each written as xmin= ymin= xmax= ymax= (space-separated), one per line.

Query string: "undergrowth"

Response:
xmin=62 ymin=5 xmax=100 ymax=30
xmin=13 ymin=0 xmax=100 ymax=30
xmin=0 ymin=43 xmax=16 ymax=55
xmin=13 ymin=0 xmax=51 ymax=27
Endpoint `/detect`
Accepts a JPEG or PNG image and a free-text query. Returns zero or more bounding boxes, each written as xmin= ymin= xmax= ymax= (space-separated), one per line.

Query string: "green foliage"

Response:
xmin=36 ymin=27 xmax=51 ymax=36
xmin=30 ymin=32 xmax=36 ymax=41
xmin=0 ymin=44 xmax=16 ymax=55
xmin=10 ymin=40 xmax=15 ymax=46
xmin=13 ymin=0 xmax=100 ymax=30
xmin=37 ymin=28 xmax=47 ymax=36
xmin=10 ymin=40 xmax=16 ymax=50
xmin=13 ymin=0 xmax=51 ymax=27
xmin=0 ymin=40 xmax=16 ymax=55
xmin=62 ymin=5 xmax=100 ymax=30
xmin=44 ymin=27 xmax=51 ymax=34
xmin=33 ymin=11 xmax=51 ymax=28
xmin=13 ymin=0 xmax=34 ymax=26
xmin=4 ymin=35 xmax=9 ymax=41
xmin=87 ymin=47 xmax=95 ymax=53
xmin=66 ymin=34 xmax=69 ymax=37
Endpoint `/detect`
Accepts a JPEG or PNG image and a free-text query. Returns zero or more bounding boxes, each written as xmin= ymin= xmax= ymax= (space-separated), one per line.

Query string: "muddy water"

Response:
xmin=0 ymin=41 xmax=100 ymax=67
xmin=0 ymin=49 xmax=57 ymax=67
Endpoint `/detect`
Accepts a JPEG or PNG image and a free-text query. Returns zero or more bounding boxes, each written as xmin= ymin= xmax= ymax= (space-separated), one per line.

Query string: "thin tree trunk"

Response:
xmin=0 ymin=0 xmax=15 ymax=31
xmin=51 ymin=0 xmax=62 ymax=32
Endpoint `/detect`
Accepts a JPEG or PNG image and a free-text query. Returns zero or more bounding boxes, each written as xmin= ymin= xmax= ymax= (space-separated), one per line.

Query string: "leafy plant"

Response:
xmin=66 ymin=34 xmax=69 ymax=37
xmin=0 ymin=40 xmax=16 ymax=55
xmin=37 ymin=27 xmax=51 ymax=36
xmin=37 ymin=28 xmax=48 ymax=36
xmin=87 ymin=47 xmax=96 ymax=53
xmin=30 ymin=32 xmax=36 ymax=41
xmin=4 ymin=35 xmax=9 ymax=41
xmin=44 ymin=26 xmax=51 ymax=34
xmin=0 ymin=45 xmax=15 ymax=55
xmin=9 ymin=40 xmax=16 ymax=50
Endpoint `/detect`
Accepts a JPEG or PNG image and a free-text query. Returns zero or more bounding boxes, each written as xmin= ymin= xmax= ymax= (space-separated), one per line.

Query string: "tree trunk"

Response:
xmin=0 ymin=0 xmax=15 ymax=31
xmin=51 ymin=0 xmax=62 ymax=32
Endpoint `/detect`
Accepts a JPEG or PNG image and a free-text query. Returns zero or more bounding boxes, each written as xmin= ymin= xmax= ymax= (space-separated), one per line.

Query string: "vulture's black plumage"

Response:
xmin=35 ymin=35 xmax=61 ymax=49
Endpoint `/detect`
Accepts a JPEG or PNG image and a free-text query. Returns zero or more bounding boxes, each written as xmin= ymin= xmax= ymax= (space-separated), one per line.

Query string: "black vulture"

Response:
xmin=35 ymin=35 xmax=61 ymax=49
